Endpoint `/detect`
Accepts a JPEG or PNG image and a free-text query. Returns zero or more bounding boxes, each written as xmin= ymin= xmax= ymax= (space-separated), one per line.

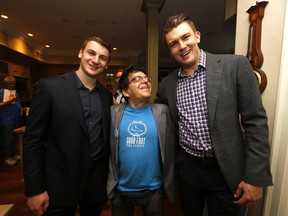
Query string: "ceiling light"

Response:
xmin=113 ymin=47 xmax=117 ymax=51
xmin=1 ymin=15 xmax=8 ymax=19
xmin=28 ymin=33 xmax=33 ymax=37
xmin=45 ymin=45 xmax=50 ymax=48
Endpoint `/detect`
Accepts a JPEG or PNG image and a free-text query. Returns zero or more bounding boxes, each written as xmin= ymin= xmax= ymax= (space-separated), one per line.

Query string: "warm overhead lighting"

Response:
xmin=113 ymin=47 xmax=117 ymax=51
xmin=28 ymin=33 xmax=33 ymax=37
xmin=1 ymin=15 xmax=8 ymax=19
xmin=45 ymin=45 xmax=50 ymax=48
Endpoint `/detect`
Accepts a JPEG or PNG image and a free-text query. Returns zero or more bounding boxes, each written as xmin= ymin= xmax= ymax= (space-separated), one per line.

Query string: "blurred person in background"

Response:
xmin=113 ymin=69 xmax=126 ymax=104
xmin=0 ymin=75 xmax=22 ymax=166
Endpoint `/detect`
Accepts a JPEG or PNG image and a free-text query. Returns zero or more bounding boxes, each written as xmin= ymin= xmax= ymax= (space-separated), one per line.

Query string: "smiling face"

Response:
xmin=165 ymin=21 xmax=201 ymax=71
xmin=122 ymin=71 xmax=152 ymax=107
xmin=77 ymin=40 xmax=110 ymax=79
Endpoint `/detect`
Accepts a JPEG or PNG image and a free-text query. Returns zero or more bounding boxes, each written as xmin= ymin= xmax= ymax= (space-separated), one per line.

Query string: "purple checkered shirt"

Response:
xmin=177 ymin=50 xmax=213 ymax=157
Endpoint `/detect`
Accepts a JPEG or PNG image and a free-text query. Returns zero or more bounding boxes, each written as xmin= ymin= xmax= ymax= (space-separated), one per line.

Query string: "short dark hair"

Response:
xmin=163 ymin=13 xmax=197 ymax=46
xmin=4 ymin=75 xmax=16 ymax=83
xmin=119 ymin=65 xmax=146 ymax=91
xmin=81 ymin=36 xmax=112 ymax=61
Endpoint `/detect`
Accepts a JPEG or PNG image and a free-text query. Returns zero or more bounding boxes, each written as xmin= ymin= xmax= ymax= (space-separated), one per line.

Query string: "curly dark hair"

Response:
xmin=119 ymin=65 xmax=146 ymax=92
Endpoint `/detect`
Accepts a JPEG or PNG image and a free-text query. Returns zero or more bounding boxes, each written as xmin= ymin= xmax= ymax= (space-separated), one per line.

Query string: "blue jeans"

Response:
xmin=0 ymin=124 xmax=18 ymax=160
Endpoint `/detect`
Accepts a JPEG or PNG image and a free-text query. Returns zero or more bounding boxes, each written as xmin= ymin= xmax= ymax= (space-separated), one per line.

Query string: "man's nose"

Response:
xmin=179 ymin=40 xmax=186 ymax=49
xmin=92 ymin=55 xmax=99 ymax=63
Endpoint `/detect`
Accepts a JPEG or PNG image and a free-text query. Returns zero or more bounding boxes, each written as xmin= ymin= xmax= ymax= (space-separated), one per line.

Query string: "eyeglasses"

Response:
xmin=128 ymin=75 xmax=152 ymax=84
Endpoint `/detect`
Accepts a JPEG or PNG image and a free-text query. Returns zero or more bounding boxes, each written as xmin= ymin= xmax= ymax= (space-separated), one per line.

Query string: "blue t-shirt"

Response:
xmin=0 ymin=88 xmax=22 ymax=126
xmin=117 ymin=104 xmax=162 ymax=192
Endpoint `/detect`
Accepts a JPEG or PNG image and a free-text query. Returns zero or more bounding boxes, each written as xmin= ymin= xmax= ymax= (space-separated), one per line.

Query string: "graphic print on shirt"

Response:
xmin=117 ymin=105 xmax=162 ymax=192
xmin=126 ymin=120 xmax=147 ymax=148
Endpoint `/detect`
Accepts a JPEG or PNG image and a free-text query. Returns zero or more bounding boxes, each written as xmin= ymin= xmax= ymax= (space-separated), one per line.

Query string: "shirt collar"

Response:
xmin=74 ymin=71 xmax=99 ymax=91
xmin=178 ymin=49 xmax=206 ymax=77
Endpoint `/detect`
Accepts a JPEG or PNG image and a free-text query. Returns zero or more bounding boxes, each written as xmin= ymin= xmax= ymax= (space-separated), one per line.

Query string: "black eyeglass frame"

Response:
xmin=128 ymin=75 xmax=152 ymax=84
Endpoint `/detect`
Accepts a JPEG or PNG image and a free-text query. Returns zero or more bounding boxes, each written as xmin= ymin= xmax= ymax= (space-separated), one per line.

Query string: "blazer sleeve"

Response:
xmin=23 ymin=79 xmax=51 ymax=196
xmin=236 ymin=56 xmax=272 ymax=186
xmin=210 ymin=54 xmax=272 ymax=188
xmin=155 ymin=70 xmax=179 ymax=130
xmin=152 ymin=104 xmax=176 ymax=203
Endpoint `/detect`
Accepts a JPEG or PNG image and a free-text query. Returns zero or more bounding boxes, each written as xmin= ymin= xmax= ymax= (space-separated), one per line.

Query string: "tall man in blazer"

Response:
xmin=155 ymin=13 xmax=273 ymax=215
xmin=23 ymin=36 xmax=113 ymax=216
xmin=107 ymin=65 xmax=175 ymax=216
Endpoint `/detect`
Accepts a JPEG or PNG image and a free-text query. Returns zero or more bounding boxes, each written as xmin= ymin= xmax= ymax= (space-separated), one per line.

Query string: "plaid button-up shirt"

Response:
xmin=177 ymin=50 xmax=213 ymax=157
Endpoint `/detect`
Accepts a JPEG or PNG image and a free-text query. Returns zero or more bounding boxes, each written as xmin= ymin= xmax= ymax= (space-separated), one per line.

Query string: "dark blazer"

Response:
xmin=23 ymin=71 xmax=113 ymax=207
xmin=155 ymin=52 xmax=273 ymax=193
xmin=107 ymin=103 xmax=176 ymax=203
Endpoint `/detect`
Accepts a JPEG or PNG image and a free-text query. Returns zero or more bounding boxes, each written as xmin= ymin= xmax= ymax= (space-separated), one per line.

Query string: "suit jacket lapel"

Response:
xmin=114 ymin=104 xmax=126 ymax=162
xmin=59 ymin=71 xmax=89 ymax=138
xmin=167 ymin=70 xmax=178 ymax=126
xmin=206 ymin=53 xmax=223 ymax=128
xmin=150 ymin=104 xmax=165 ymax=162
xmin=98 ymin=84 xmax=111 ymax=144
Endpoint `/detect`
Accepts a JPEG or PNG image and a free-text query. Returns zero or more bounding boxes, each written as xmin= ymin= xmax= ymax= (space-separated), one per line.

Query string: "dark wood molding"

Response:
xmin=246 ymin=1 xmax=268 ymax=93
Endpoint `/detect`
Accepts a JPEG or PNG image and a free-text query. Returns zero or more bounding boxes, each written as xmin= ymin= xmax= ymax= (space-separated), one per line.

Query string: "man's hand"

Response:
xmin=9 ymin=94 xmax=17 ymax=102
xmin=27 ymin=191 xmax=49 ymax=216
xmin=233 ymin=181 xmax=263 ymax=207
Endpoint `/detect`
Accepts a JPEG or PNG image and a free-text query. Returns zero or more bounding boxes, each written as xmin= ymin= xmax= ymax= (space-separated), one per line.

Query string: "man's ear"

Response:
xmin=78 ymin=49 xmax=83 ymax=58
xmin=122 ymin=89 xmax=129 ymax=98
xmin=195 ymin=31 xmax=201 ymax=43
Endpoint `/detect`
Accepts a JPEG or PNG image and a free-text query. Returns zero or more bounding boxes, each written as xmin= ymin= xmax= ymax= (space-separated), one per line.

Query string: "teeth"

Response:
xmin=90 ymin=65 xmax=99 ymax=69
xmin=181 ymin=50 xmax=189 ymax=57
xmin=88 ymin=62 xmax=100 ymax=69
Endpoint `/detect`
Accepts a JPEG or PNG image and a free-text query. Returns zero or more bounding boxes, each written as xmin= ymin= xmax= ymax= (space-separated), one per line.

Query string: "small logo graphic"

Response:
xmin=128 ymin=121 xmax=147 ymax=137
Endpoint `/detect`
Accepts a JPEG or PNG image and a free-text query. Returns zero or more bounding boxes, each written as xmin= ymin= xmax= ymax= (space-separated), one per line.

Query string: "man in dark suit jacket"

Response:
xmin=155 ymin=13 xmax=273 ymax=216
xmin=23 ymin=36 xmax=113 ymax=216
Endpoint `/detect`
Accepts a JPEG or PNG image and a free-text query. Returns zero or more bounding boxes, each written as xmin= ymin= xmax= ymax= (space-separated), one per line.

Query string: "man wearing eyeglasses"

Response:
xmin=107 ymin=65 xmax=176 ymax=216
